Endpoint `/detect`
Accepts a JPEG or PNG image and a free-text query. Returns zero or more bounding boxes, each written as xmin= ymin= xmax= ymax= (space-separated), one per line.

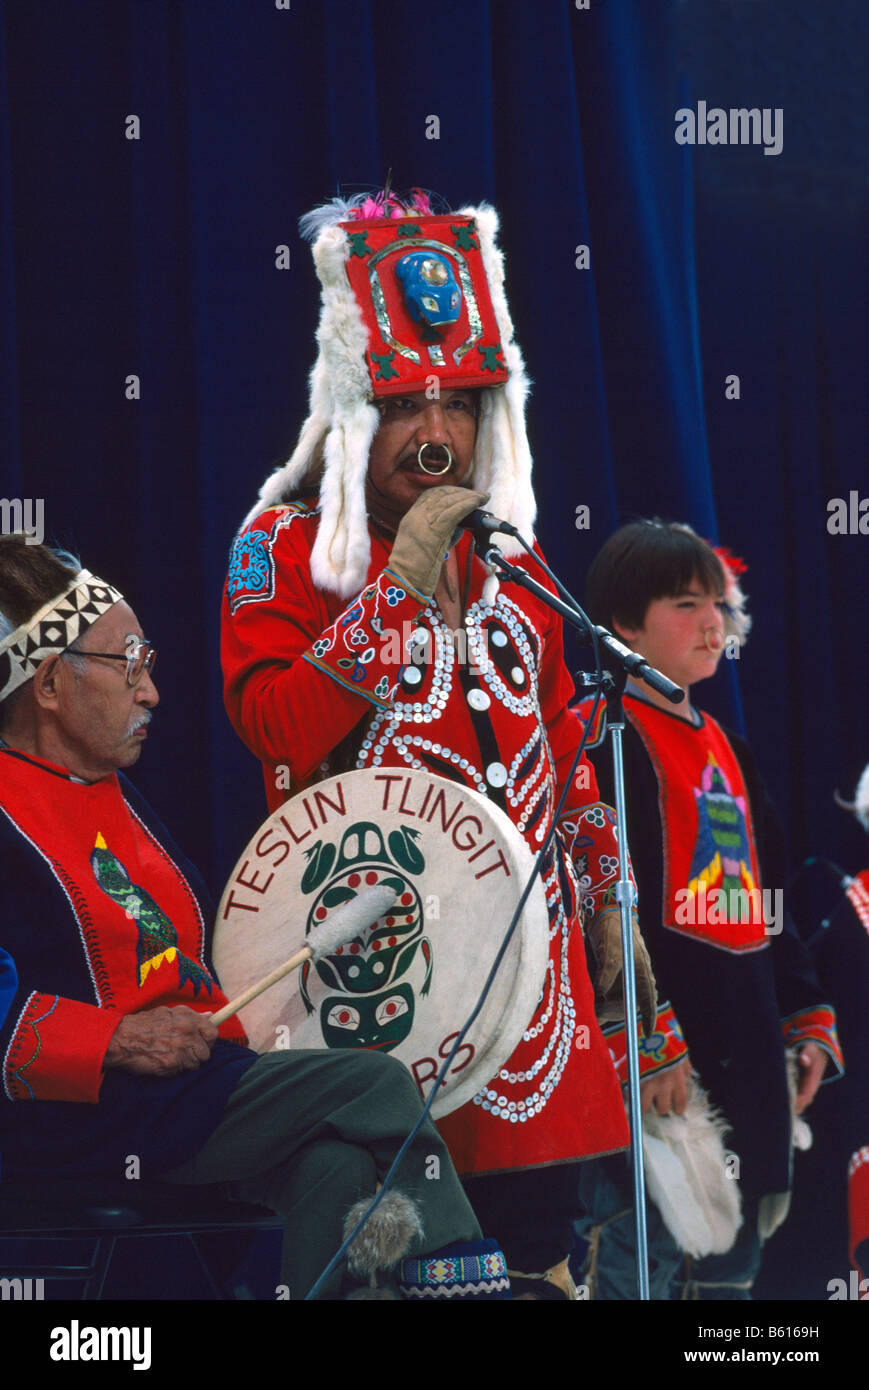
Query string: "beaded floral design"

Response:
xmin=303 ymin=567 xmax=425 ymax=706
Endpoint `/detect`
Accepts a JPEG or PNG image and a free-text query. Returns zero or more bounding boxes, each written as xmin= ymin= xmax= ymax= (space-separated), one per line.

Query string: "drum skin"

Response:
xmin=214 ymin=769 xmax=549 ymax=1117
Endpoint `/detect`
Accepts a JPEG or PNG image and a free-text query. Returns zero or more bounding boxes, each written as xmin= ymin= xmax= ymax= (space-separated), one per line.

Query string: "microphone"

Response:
xmin=458 ymin=508 xmax=519 ymax=543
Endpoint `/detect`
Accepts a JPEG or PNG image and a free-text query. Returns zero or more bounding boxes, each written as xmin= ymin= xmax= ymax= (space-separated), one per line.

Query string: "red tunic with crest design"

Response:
xmin=221 ymin=500 xmax=630 ymax=1175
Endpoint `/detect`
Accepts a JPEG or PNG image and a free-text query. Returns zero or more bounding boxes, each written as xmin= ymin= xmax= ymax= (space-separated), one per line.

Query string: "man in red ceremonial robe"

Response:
xmin=221 ymin=189 xmax=656 ymax=1297
xmin=0 ymin=533 xmax=508 ymax=1300
xmin=572 ymin=520 xmax=843 ymax=1299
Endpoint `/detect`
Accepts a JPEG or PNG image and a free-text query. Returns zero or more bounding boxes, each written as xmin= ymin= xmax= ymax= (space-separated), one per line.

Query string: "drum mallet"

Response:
xmin=210 ymin=884 xmax=397 ymax=1026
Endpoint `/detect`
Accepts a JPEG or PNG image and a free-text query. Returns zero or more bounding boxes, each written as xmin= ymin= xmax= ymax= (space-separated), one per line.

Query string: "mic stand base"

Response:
xmin=478 ymin=537 xmax=652 ymax=1299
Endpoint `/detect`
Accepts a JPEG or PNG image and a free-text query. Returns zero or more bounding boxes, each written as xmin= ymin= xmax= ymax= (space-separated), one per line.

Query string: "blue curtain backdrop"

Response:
xmin=0 ymin=0 xmax=866 ymax=1299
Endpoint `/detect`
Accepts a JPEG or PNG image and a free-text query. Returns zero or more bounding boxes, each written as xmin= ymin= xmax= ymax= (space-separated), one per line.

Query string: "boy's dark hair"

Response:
xmin=585 ymin=520 xmax=726 ymax=633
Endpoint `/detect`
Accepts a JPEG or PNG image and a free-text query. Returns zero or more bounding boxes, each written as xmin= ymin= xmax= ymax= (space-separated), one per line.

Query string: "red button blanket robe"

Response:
xmin=222 ymin=500 xmax=631 ymax=1176
xmin=573 ymin=691 xmax=843 ymax=1197
xmin=0 ymin=746 xmax=255 ymax=1178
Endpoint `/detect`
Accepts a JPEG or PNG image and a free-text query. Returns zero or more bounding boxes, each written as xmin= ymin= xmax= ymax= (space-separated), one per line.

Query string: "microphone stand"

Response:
xmin=474 ymin=535 xmax=684 ymax=1301
xmin=796 ymin=857 xmax=855 ymax=948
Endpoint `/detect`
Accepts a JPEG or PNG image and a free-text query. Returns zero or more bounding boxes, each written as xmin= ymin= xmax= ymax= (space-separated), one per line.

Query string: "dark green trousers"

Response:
xmin=162 ymin=1050 xmax=481 ymax=1299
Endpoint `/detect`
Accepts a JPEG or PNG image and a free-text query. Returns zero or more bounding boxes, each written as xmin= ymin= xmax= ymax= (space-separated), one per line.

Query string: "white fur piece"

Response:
xmin=460 ymin=204 xmax=536 ymax=556
xmin=311 ymin=406 xmax=380 ymax=595
xmin=642 ymin=1076 xmax=742 ymax=1258
xmin=852 ymin=762 xmax=869 ymax=831
xmin=241 ymin=221 xmax=381 ymax=595
xmin=758 ymin=1191 xmax=791 ymax=1242
xmin=308 ymin=884 xmax=397 ymax=959
xmin=240 ymin=222 xmax=382 ymax=593
xmin=311 ymin=225 xmax=377 ymax=410
xmin=240 ymin=359 xmax=333 ymax=534
xmin=343 ymin=1191 xmax=424 ymax=1277
xmin=785 ymin=1047 xmax=813 ymax=1151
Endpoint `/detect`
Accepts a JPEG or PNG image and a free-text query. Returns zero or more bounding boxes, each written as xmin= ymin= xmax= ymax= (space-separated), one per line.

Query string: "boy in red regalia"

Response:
xmin=572 ymin=519 xmax=842 ymax=1299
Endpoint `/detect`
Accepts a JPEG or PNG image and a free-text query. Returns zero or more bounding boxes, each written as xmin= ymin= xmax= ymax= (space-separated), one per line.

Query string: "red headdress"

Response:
xmin=241 ymin=189 xmax=535 ymax=597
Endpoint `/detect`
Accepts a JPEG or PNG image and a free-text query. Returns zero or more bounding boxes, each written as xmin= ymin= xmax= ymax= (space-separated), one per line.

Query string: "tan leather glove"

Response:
xmin=587 ymin=906 xmax=658 ymax=1038
xmin=388 ymin=487 xmax=489 ymax=598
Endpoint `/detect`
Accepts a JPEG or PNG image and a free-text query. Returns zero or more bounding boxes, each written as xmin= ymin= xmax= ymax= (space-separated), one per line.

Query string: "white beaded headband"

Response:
xmin=0 ymin=570 xmax=123 ymax=702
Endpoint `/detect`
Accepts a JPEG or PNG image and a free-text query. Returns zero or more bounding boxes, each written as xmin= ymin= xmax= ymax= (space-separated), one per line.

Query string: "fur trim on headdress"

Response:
xmin=242 ymin=222 xmax=381 ymax=594
xmin=242 ymin=197 xmax=535 ymax=597
xmin=459 ymin=204 xmax=536 ymax=550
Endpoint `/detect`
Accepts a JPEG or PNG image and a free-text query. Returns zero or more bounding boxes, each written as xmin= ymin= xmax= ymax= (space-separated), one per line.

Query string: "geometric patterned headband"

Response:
xmin=0 ymin=569 xmax=123 ymax=702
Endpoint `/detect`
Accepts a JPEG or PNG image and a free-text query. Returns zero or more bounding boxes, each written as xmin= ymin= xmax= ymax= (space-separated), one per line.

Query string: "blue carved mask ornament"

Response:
xmin=394 ymin=251 xmax=462 ymax=327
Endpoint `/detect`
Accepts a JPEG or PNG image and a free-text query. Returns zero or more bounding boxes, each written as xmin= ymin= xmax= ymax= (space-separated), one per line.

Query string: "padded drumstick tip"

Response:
xmin=307 ymin=884 xmax=398 ymax=959
xmin=343 ymin=1190 xmax=424 ymax=1278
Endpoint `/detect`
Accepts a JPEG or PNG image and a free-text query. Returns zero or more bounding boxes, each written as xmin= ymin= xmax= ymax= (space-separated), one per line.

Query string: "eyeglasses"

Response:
xmin=63 ymin=641 xmax=157 ymax=687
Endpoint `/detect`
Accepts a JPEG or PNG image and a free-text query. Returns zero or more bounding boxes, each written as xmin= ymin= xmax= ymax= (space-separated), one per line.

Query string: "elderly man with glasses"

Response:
xmin=0 ymin=533 xmax=507 ymax=1300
